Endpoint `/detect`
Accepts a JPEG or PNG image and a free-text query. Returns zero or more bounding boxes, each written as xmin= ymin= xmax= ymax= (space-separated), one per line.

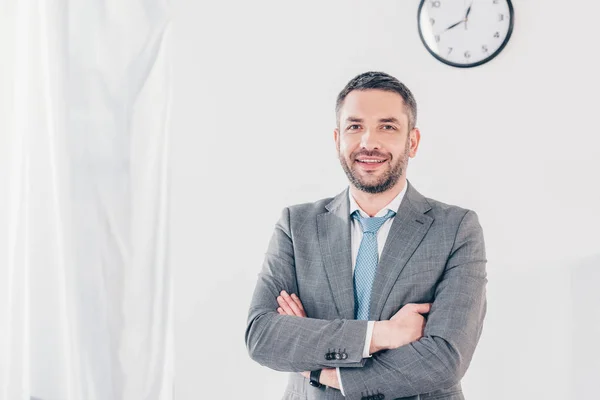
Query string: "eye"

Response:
xmin=382 ymin=125 xmax=397 ymax=131
xmin=347 ymin=124 xmax=361 ymax=131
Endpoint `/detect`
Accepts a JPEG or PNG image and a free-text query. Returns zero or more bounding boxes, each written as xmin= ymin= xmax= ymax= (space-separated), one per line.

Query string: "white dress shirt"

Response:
xmin=336 ymin=183 xmax=408 ymax=395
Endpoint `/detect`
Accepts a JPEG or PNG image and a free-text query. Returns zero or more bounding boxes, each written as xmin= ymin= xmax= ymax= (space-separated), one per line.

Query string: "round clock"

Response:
xmin=418 ymin=0 xmax=514 ymax=68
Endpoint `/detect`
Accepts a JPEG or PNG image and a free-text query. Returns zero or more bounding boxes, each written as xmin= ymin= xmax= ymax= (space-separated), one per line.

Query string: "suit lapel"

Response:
xmin=317 ymin=188 xmax=355 ymax=320
xmin=369 ymin=182 xmax=434 ymax=320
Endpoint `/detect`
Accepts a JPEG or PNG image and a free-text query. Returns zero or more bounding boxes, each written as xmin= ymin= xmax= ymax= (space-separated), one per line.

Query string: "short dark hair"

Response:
xmin=335 ymin=71 xmax=417 ymax=130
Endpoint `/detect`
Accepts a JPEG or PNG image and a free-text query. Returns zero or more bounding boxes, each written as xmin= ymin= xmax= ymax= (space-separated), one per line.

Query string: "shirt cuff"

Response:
xmin=362 ymin=321 xmax=375 ymax=358
xmin=336 ymin=367 xmax=345 ymax=396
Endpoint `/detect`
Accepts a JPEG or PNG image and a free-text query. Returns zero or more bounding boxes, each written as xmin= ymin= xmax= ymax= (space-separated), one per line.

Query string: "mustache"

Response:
xmin=352 ymin=150 xmax=391 ymax=160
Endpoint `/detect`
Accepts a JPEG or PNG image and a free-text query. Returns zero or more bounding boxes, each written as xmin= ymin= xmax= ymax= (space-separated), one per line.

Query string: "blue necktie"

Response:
xmin=352 ymin=209 xmax=396 ymax=320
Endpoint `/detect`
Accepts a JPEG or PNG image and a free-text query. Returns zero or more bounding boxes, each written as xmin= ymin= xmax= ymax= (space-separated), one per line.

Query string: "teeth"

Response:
xmin=358 ymin=159 xmax=384 ymax=163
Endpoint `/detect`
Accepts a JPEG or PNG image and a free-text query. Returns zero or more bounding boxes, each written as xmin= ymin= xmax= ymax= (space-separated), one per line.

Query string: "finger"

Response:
xmin=290 ymin=294 xmax=306 ymax=313
xmin=281 ymin=291 xmax=304 ymax=317
xmin=277 ymin=295 xmax=295 ymax=316
xmin=277 ymin=307 xmax=285 ymax=315
xmin=290 ymin=294 xmax=307 ymax=317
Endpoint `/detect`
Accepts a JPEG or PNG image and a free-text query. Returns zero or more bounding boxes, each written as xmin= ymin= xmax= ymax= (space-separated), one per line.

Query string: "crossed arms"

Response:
xmin=275 ymin=291 xmax=432 ymax=391
xmin=245 ymin=208 xmax=487 ymax=400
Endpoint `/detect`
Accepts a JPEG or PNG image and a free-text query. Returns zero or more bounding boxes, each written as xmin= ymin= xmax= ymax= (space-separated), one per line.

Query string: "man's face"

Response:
xmin=335 ymin=89 xmax=420 ymax=194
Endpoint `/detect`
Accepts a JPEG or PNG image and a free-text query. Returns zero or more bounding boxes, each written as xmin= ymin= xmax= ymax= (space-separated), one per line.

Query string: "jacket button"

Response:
xmin=378 ymin=394 xmax=385 ymax=399
xmin=325 ymin=353 xmax=331 ymax=360
xmin=341 ymin=352 xmax=348 ymax=359
xmin=335 ymin=352 xmax=341 ymax=360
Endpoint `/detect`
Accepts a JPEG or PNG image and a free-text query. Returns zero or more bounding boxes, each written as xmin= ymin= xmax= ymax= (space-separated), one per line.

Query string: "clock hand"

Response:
xmin=443 ymin=19 xmax=464 ymax=32
xmin=442 ymin=3 xmax=474 ymax=35
xmin=465 ymin=2 xmax=473 ymax=19
xmin=464 ymin=2 xmax=473 ymax=30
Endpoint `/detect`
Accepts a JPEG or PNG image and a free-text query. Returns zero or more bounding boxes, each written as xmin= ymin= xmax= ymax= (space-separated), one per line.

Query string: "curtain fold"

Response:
xmin=1 ymin=1 xmax=173 ymax=399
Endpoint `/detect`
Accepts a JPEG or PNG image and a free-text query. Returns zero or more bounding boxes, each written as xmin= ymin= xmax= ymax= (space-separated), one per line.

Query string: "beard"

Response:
xmin=338 ymin=137 xmax=410 ymax=194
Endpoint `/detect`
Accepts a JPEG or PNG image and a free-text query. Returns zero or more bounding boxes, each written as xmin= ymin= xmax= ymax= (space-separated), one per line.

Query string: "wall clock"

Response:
xmin=418 ymin=0 xmax=514 ymax=68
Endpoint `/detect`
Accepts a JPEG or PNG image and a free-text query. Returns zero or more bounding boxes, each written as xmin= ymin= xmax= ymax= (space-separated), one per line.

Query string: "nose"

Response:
xmin=359 ymin=129 xmax=380 ymax=150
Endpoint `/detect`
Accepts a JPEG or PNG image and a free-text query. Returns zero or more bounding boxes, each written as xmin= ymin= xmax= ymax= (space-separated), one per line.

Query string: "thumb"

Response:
xmin=412 ymin=303 xmax=432 ymax=314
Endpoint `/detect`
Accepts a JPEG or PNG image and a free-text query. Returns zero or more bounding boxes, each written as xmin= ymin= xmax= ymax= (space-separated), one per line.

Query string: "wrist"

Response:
xmin=370 ymin=321 xmax=390 ymax=354
xmin=321 ymin=368 xmax=339 ymax=389
xmin=309 ymin=369 xmax=322 ymax=388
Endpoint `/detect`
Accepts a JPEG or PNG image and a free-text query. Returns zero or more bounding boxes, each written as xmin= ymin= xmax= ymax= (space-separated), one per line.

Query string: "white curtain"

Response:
xmin=0 ymin=1 xmax=173 ymax=399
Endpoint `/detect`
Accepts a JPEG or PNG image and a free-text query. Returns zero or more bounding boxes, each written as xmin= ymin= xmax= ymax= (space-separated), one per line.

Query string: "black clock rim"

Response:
xmin=417 ymin=0 xmax=514 ymax=69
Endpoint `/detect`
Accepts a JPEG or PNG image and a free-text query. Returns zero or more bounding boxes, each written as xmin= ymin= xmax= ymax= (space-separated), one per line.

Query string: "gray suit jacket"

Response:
xmin=245 ymin=182 xmax=487 ymax=400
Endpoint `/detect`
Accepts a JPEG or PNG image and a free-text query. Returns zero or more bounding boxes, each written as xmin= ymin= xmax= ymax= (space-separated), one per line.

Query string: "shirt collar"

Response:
xmin=348 ymin=183 xmax=408 ymax=218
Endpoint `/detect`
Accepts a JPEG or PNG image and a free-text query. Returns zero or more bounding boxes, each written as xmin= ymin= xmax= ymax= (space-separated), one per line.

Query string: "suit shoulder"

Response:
xmin=286 ymin=195 xmax=333 ymax=220
xmin=423 ymin=196 xmax=475 ymax=225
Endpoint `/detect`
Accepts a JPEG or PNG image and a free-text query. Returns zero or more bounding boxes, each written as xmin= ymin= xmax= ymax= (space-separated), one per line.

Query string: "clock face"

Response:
xmin=418 ymin=0 xmax=514 ymax=68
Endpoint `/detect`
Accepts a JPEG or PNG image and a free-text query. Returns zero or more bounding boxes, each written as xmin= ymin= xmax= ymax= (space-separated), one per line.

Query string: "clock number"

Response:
xmin=464 ymin=51 xmax=471 ymax=59
xmin=430 ymin=18 xmax=435 ymax=25
xmin=435 ymin=35 xmax=441 ymax=42
xmin=494 ymin=31 xmax=500 ymax=38
xmin=482 ymin=45 xmax=489 ymax=53
xmin=499 ymin=14 xmax=504 ymax=21
xmin=448 ymin=47 xmax=453 ymax=55
xmin=431 ymin=1 xmax=441 ymax=8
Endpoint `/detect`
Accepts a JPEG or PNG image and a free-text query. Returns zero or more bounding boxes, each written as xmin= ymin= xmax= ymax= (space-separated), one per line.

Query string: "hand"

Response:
xmin=465 ymin=2 xmax=473 ymax=19
xmin=389 ymin=302 xmax=430 ymax=346
xmin=464 ymin=2 xmax=473 ymax=29
xmin=300 ymin=368 xmax=340 ymax=390
xmin=370 ymin=303 xmax=431 ymax=354
xmin=276 ymin=290 xmax=306 ymax=317
xmin=442 ymin=2 xmax=473 ymax=33
xmin=442 ymin=19 xmax=464 ymax=32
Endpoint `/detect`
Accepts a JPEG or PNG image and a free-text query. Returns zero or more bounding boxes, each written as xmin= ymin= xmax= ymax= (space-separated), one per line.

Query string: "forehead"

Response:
xmin=339 ymin=89 xmax=408 ymax=123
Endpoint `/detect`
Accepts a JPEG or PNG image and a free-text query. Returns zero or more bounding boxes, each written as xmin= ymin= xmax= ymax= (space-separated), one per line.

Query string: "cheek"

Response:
xmin=339 ymin=137 xmax=356 ymax=157
xmin=387 ymin=139 xmax=409 ymax=156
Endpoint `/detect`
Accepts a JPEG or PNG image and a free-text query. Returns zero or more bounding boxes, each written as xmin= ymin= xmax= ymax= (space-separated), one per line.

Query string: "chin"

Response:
xmin=357 ymin=178 xmax=387 ymax=189
xmin=355 ymin=169 xmax=386 ymax=180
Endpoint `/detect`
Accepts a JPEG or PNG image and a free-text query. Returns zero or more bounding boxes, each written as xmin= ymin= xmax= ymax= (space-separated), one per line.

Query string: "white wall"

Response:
xmin=172 ymin=0 xmax=600 ymax=398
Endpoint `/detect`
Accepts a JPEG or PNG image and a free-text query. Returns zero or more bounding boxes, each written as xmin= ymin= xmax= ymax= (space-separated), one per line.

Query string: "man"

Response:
xmin=245 ymin=71 xmax=487 ymax=400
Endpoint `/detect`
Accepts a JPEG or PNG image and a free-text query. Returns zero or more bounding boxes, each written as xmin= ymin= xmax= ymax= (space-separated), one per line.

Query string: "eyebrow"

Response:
xmin=344 ymin=117 xmax=402 ymax=125
xmin=379 ymin=117 xmax=401 ymax=124
xmin=345 ymin=117 xmax=364 ymax=123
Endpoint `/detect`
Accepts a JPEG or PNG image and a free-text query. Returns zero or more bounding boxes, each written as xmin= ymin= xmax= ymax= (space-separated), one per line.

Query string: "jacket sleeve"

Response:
xmin=338 ymin=210 xmax=487 ymax=400
xmin=245 ymin=207 xmax=369 ymax=372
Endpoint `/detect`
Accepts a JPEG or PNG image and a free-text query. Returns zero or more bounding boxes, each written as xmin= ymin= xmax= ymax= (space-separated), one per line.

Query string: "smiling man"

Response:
xmin=245 ymin=71 xmax=487 ymax=400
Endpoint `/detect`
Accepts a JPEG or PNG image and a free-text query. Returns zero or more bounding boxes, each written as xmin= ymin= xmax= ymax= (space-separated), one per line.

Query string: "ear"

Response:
xmin=409 ymin=127 xmax=421 ymax=158
xmin=334 ymin=128 xmax=340 ymax=149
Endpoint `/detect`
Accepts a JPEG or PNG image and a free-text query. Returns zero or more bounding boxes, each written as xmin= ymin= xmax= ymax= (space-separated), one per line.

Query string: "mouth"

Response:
xmin=355 ymin=158 xmax=388 ymax=170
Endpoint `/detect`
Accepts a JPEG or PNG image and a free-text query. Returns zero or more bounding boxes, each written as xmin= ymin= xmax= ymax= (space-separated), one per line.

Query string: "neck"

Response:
xmin=350 ymin=177 xmax=407 ymax=217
